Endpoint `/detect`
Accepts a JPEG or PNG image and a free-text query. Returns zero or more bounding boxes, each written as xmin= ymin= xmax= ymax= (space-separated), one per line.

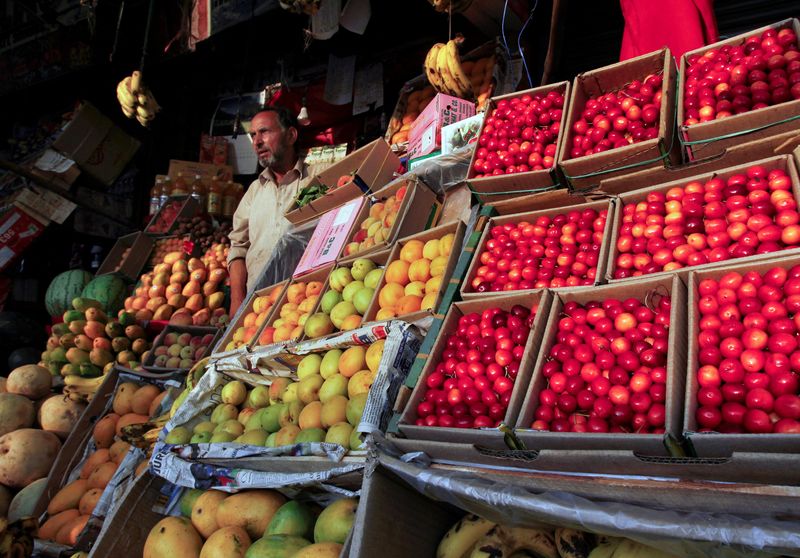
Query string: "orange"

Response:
xmin=273 ymin=324 xmax=294 ymax=342
xmin=408 ymin=259 xmax=432 ymax=282
xmin=385 ymin=260 xmax=411 ymax=286
xmin=268 ymin=286 xmax=283 ymax=303
xmin=286 ymin=283 xmax=306 ymax=304
xmin=306 ymin=281 xmax=323 ymax=297
xmin=243 ymin=326 xmax=258 ymax=341
xmin=400 ymin=240 xmax=425 ymax=263
xmin=378 ymin=283 xmax=405 ymax=310
xmin=430 ymin=255 xmax=448 ymax=277
xmin=405 ymin=281 xmax=426 ymax=297
xmin=421 ymin=292 xmax=438 ymax=311
xmin=375 ymin=308 xmax=396 ymax=320
xmin=339 ymin=346 xmax=367 ymax=378
xmin=280 ymin=302 xmax=299 ymax=318
xmin=425 ymin=276 xmax=442 ymax=294
xmin=396 ymin=295 xmax=422 ymax=315
xmin=255 ymin=312 xmax=268 ymax=326
xmin=340 ymin=314 xmax=362 ymax=331
xmin=258 ymin=327 xmax=275 ymax=345
xmin=243 ymin=312 xmax=258 ymax=328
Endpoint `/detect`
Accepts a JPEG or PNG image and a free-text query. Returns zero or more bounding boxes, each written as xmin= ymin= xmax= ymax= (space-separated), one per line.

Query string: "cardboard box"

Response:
xmin=213 ymin=280 xmax=288 ymax=352
xmin=362 ymin=220 xmax=466 ymax=325
xmin=96 ymin=232 xmax=154 ymax=282
xmin=294 ymin=198 xmax=365 ymax=277
xmin=339 ymin=176 xmax=440 ymax=260
xmin=515 ymin=275 xmax=688 ymax=456
xmin=684 ymin=253 xmax=800 ymax=457
xmin=0 ymin=203 xmax=47 ymax=272
xmin=284 ymin=139 xmax=401 ymax=225
xmin=167 ymin=159 xmax=233 ymax=187
xmin=678 ymin=18 xmax=800 ymax=162
xmin=557 ymin=49 xmax=680 ymax=192
xmin=142 ymin=325 xmax=221 ymax=374
xmin=465 ymin=82 xmax=571 ymax=203
xmin=13 ymin=186 xmax=76 ymax=224
xmin=459 ymin=199 xmax=615 ymax=300
xmin=408 ymin=93 xmax=476 ymax=160
xmin=397 ymin=290 xmax=552 ymax=445
xmin=30 ymin=148 xmax=81 ymax=189
xmin=145 ymin=196 xmax=201 ymax=236
xmin=53 ymin=102 xmax=140 ymax=186
xmin=441 ymin=113 xmax=483 ymax=155
xmin=605 ymin=154 xmax=800 ymax=283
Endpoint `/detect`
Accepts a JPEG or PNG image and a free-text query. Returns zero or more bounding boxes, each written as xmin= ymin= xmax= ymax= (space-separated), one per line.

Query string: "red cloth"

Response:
xmin=619 ymin=0 xmax=718 ymax=61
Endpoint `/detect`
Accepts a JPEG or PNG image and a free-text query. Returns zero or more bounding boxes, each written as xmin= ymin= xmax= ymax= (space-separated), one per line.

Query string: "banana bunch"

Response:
xmin=278 ymin=0 xmax=320 ymax=14
xmin=116 ymin=70 xmax=161 ymax=127
xmin=63 ymin=373 xmax=108 ymax=402
xmin=0 ymin=516 xmax=36 ymax=557
xmin=424 ymin=35 xmax=475 ymax=100
xmin=429 ymin=0 xmax=474 ymax=13
xmin=437 ymin=516 xmax=680 ymax=558
xmin=120 ymin=411 xmax=171 ymax=450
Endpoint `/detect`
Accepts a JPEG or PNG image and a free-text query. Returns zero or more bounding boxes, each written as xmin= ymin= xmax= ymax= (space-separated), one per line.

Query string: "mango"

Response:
xmin=314 ymin=498 xmax=357 ymax=544
xmin=72 ymin=297 xmax=102 ymax=312
xmin=216 ymin=490 xmax=286 ymax=540
xmin=266 ymin=500 xmax=314 ymax=539
xmin=144 ymin=516 xmax=203 ymax=558
xmin=200 ymin=526 xmax=251 ymax=558
xmin=78 ymin=487 xmax=102 ymax=516
xmin=105 ymin=321 xmax=124 ymax=338
xmin=191 ymin=490 xmax=228 ymax=538
xmin=179 ymin=488 xmax=203 ymax=518
xmin=39 ymin=509 xmax=80 ymax=541
xmin=47 ymin=478 xmax=89 ymax=515
xmin=112 ymin=383 xmax=139 ymax=415
xmin=68 ymin=320 xmax=87 ymax=335
xmin=131 ymin=384 xmax=161 ymax=415
xmin=80 ymin=448 xmax=111 ymax=478
xmin=90 ymin=348 xmax=114 ymax=367
xmin=55 ymin=513 xmax=88 ymax=546
xmin=244 ymin=535 xmax=310 ymax=558
xmin=66 ymin=348 xmax=90 ymax=365
xmin=291 ymin=543 xmax=343 ymax=558
xmin=87 ymin=461 xmax=117 ymax=489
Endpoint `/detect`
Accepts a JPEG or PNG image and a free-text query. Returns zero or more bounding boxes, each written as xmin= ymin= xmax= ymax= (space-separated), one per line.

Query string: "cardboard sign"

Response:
xmin=0 ymin=205 xmax=47 ymax=271
xmin=293 ymin=197 xmax=364 ymax=277
xmin=408 ymin=93 xmax=475 ymax=159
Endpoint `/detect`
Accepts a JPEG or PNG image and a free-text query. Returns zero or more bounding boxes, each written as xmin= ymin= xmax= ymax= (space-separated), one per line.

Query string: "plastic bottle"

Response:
xmin=160 ymin=177 xmax=172 ymax=207
xmin=149 ymin=178 xmax=163 ymax=216
xmin=207 ymin=176 xmax=223 ymax=216
xmin=171 ymin=172 xmax=189 ymax=196
xmin=190 ymin=174 xmax=206 ymax=207
xmin=222 ymin=181 xmax=243 ymax=218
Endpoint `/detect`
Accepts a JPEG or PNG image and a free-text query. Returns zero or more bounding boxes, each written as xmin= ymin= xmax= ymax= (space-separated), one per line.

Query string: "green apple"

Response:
xmin=342 ymin=281 xmax=365 ymax=303
xmin=190 ymin=431 xmax=212 ymax=444
xmin=192 ymin=421 xmax=215 ymax=434
xmin=221 ymin=380 xmax=247 ymax=406
xmin=330 ymin=301 xmax=357 ymax=329
xmin=237 ymin=429 xmax=268 ymax=445
xmin=298 ymin=374 xmax=324 ymax=404
xmin=210 ymin=403 xmax=239 ymax=424
xmin=320 ymin=350 xmax=342 ymax=379
xmin=346 ymin=393 xmax=368 ymax=427
xmin=260 ymin=404 xmax=284 ymax=433
xmin=319 ymin=373 xmax=349 ymax=403
xmin=353 ymin=287 xmax=375 ymax=315
xmin=329 ymin=267 xmax=353 ymax=292
xmin=282 ymin=382 xmax=300 ymax=403
xmin=247 ymin=385 xmax=271 ymax=408
xmin=324 ymin=422 xmax=353 ymax=448
xmin=210 ymin=431 xmax=236 ymax=443
xmin=351 ymin=258 xmax=377 ymax=281
xmin=165 ymin=426 xmax=191 ymax=444
xmin=364 ymin=268 xmax=383 ymax=290
xmin=320 ymin=290 xmax=343 ymax=314
xmin=295 ymin=428 xmax=326 ymax=443
xmin=279 ymin=400 xmax=305 ymax=427
xmin=297 ymin=354 xmax=323 ymax=379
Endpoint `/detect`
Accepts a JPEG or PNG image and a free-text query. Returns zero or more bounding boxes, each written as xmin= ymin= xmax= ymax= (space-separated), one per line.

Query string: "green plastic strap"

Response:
xmin=681 ymin=113 xmax=800 ymax=146
xmin=467 ymin=182 xmax=561 ymax=199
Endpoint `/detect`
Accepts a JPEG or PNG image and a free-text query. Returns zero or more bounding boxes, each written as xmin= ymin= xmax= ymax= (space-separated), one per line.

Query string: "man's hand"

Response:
xmin=229 ymin=258 xmax=247 ymax=316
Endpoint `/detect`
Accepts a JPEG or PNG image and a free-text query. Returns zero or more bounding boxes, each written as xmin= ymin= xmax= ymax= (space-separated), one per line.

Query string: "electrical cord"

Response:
xmin=517 ymin=0 xmax=539 ymax=88
xmin=500 ymin=0 xmax=512 ymax=57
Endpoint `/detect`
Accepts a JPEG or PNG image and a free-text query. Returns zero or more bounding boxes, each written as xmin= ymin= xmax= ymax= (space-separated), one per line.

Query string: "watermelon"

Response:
xmin=81 ymin=276 xmax=128 ymax=315
xmin=44 ymin=270 xmax=92 ymax=316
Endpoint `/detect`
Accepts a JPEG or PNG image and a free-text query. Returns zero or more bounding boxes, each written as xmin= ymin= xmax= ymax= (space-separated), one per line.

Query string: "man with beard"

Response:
xmin=227 ymin=106 xmax=320 ymax=315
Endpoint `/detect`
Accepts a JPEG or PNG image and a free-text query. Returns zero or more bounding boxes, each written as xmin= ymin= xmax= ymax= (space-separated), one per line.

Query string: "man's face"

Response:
xmin=249 ymin=111 xmax=292 ymax=168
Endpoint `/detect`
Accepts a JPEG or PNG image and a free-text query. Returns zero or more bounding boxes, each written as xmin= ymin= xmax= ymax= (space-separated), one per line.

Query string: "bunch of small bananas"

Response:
xmin=428 ymin=0 xmax=474 ymax=13
xmin=120 ymin=410 xmax=171 ymax=451
xmin=424 ymin=35 xmax=475 ymax=99
xmin=116 ymin=70 xmax=160 ymax=127
xmin=63 ymin=373 xmax=108 ymax=403
xmin=0 ymin=517 xmax=36 ymax=558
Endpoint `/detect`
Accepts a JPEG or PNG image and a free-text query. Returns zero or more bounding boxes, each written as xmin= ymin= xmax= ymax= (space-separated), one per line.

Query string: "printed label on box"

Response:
xmin=294 ymin=197 xmax=364 ymax=277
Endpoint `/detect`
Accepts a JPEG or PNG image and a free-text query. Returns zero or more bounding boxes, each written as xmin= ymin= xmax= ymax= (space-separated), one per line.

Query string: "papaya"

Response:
xmin=83 ymin=321 xmax=106 ymax=340
xmin=105 ymin=321 xmax=124 ymax=338
xmin=85 ymin=308 xmax=107 ymax=323
xmin=89 ymin=349 xmax=114 ymax=368
xmin=73 ymin=335 xmax=93 ymax=352
xmin=39 ymin=509 xmax=80 ymax=541
xmin=58 ymin=333 xmax=76 ymax=349
xmin=68 ymin=320 xmax=87 ymax=335
xmin=63 ymin=310 xmax=83 ymax=324
xmin=47 ymin=479 xmax=89 ymax=515
xmin=118 ymin=312 xmax=136 ymax=327
xmin=66 ymin=348 xmax=90 ymax=365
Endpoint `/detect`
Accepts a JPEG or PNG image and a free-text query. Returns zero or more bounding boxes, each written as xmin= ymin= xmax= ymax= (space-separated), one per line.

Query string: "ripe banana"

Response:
xmin=424 ymin=43 xmax=447 ymax=93
xmin=436 ymin=44 xmax=464 ymax=96
xmin=116 ymin=70 xmax=160 ymax=127
xmin=444 ymin=36 xmax=474 ymax=98
xmin=424 ymin=37 xmax=474 ymax=98
xmin=0 ymin=517 xmax=36 ymax=557
xmin=555 ymin=528 xmax=596 ymax=558
xmin=470 ymin=525 xmax=558 ymax=558
xmin=437 ymin=515 xmax=496 ymax=558
xmin=64 ymin=373 xmax=106 ymax=390
xmin=120 ymin=411 xmax=170 ymax=449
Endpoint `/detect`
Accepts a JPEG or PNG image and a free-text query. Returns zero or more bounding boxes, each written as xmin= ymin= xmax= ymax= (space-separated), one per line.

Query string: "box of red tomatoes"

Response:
xmin=465 ymin=81 xmax=571 ymax=203
xmin=557 ymin=48 xmax=681 ymax=193
xmin=459 ymin=199 xmax=615 ymax=297
xmin=678 ymin=18 xmax=800 ymax=162
xmin=395 ymin=290 xmax=552 ymax=448
xmin=605 ymin=154 xmax=800 ymax=283
xmin=284 ymin=138 xmax=401 ymax=225
xmin=684 ymin=253 xmax=800 ymax=457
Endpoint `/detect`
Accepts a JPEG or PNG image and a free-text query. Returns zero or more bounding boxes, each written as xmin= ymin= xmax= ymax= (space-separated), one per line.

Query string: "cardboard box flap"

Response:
xmin=53 ymin=103 xmax=114 ymax=161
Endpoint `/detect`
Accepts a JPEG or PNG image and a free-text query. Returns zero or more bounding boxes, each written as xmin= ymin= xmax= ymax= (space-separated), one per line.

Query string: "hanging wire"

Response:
xmin=500 ymin=0 xmax=512 ymax=57
xmin=140 ymin=0 xmax=157 ymax=74
xmin=517 ymin=0 xmax=539 ymax=87
xmin=109 ymin=0 xmax=126 ymax=62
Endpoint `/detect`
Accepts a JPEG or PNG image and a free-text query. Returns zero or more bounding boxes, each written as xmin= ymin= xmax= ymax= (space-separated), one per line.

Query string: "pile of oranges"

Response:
xmin=259 ymin=281 xmax=324 ymax=344
xmin=224 ymin=284 xmax=285 ymax=350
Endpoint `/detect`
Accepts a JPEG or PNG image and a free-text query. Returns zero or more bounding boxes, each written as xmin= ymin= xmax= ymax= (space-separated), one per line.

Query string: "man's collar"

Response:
xmin=258 ymin=155 xmax=307 ymax=186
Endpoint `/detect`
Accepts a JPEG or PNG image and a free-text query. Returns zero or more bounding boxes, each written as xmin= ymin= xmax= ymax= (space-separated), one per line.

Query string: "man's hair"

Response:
xmin=256 ymin=106 xmax=297 ymax=131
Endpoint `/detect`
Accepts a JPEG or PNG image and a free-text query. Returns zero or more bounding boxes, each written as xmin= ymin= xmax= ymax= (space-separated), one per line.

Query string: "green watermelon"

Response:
xmin=81 ymin=275 xmax=128 ymax=315
xmin=45 ymin=270 xmax=92 ymax=316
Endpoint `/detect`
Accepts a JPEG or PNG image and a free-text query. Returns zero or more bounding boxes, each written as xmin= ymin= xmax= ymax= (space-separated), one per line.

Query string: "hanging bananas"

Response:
xmin=423 ymin=35 xmax=475 ymax=100
xmin=63 ymin=372 xmax=109 ymax=402
xmin=0 ymin=517 xmax=36 ymax=557
xmin=116 ymin=70 xmax=161 ymax=127
xmin=429 ymin=0 xmax=475 ymax=13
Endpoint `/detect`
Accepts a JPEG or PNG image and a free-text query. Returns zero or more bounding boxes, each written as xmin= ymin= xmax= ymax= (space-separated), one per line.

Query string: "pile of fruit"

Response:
xmin=342 ymin=184 xmax=408 ymax=257
xmin=109 ymin=246 xmax=132 ymax=273
xmin=683 ymin=26 xmax=800 ymax=125
xmin=423 ymin=36 xmax=491 ymax=103
xmin=307 ymin=259 xmax=383 ymax=336
xmin=37 ymin=381 xmax=168 ymax=546
xmin=413 ymin=304 xmax=537 ymax=429
xmin=173 ymin=216 xmax=232 ymax=254
xmin=149 ymin=331 xmax=216 ymax=370
xmin=469 ymin=208 xmax=608 ymax=292
xmin=165 ymin=342 xmax=383 ymax=451
xmin=42 ymin=298 xmax=151 ymax=381
xmin=124 ymin=250 xmax=229 ymax=328
xmin=388 ymin=86 xmax=436 ymax=146
xmin=693 ymin=266 xmax=800 ymax=434
xmin=437 ymin=514 xmax=682 ymax=558
xmin=146 ymin=199 xmax=186 ymax=234
xmin=261 ymin=280 xmax=323 ymax=345
xmin=530 ymin=294 xmax=672 ymax=433
xmin=470 ymin=89 xmax=565 ymax=178
xmin=566 ymin=72 xmax=664 ymax=160
xmin=224 ymin=284 xmax=285 ymax=351
xmin=144 ymin=489 xmax=356 ymax=558
xmin=149 ymin=237 xmax=186 ymax=267
xmin=376 ymin=233 xmax=455 ymax=320
xmin=115 ymin=70 xmax=160 ymax=127
xmin=294 ymin=175 xmax=356 ymax=208
xmin=612 ymin=164 xmax=797 ymax=279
